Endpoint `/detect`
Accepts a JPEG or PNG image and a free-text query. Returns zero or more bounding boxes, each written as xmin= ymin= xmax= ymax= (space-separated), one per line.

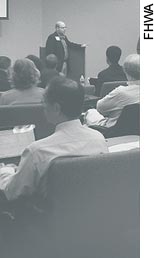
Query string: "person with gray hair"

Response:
xmin=123 ymin=54 xmax=140 ymax=81
xmin=0 ymin=58 xmax=44 ymax=105
xmin=96 ymin=54 xmax=140 ymax=128
xmin=45 ymin=21 xmax=85 ymax=76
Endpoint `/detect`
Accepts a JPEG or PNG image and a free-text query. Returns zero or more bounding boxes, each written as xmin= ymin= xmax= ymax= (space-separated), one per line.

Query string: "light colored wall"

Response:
xmin=42 ymin=0 xmax=139 ymax=77
xmin=0 ymin=0 xmax=42 ymax=63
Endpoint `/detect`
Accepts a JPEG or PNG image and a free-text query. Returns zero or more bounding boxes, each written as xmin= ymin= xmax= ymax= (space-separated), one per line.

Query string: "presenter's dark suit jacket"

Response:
xmin=45 ymin=32 xmax=81 ymax=72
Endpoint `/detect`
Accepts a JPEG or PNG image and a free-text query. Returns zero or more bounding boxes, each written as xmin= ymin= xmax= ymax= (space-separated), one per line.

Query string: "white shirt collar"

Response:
xmin=55 ymin=119 xmax=81 ymax=132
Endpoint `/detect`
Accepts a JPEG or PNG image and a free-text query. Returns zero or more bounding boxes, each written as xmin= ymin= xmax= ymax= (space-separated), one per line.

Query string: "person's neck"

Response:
xmin=109 ymin=62 xmax=119 ymax=66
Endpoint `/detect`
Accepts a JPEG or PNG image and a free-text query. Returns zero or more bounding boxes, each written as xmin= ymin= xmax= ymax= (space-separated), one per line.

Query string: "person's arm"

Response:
xmin=45 ymin=35 xmax=56 ymax=56
xmin=66 ymin=36 xmax=83 ymax=48
xmin=0 ymin=147 xmax=40 ymax=201
xmin=97 ymin=86 xmax=121 ymax=116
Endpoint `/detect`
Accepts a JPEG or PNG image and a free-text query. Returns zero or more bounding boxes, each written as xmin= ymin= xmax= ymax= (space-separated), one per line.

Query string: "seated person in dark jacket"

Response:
xmin=40 ymin=54 xmax=59 ymax=88
xmin=96 ymin=46 xmax=127 ymax=96
xmin=0 ymin=56 xmax=11 ymax=92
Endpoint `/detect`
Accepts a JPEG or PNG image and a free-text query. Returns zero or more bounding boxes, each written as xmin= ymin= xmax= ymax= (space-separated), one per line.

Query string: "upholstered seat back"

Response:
xmin=0 ymin=104 xmax=55 ymax=140
xmin=45 ymin=149 xmax=140 ymax=258
xmin=100 ymin=80 xmax=127 ymax=98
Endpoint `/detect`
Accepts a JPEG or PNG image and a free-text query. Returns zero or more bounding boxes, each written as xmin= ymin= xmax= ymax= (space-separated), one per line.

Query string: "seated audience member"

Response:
xmin=96 ymin=54 xmax=140 ymax=128
xmin=41 ymin=54 xmax=59 ymax=88
xmin=0 ymin=56 xmax=11 ymax=92
xmin=96 ymin=46 xmax=127 ymax=96
xmin=0 ymin=76 xmax=108 ymax=200
xmin=0 ymin=58 xmax=44 ymax=105
xmin=26 ymin=55 xmax=44 ymax=73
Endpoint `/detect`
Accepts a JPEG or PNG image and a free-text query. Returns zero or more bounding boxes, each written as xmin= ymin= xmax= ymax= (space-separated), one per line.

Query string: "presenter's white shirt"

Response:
xmin=0 ymin=119 xmax=108 ymax=200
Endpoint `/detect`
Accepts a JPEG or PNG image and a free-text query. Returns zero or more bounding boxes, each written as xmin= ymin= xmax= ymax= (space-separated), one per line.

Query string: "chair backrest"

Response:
xmin=84 ymin=85 xmax=95 ymax=95
xmin=100 ymin=80 xmax=128 ymax=98
xmin=89 ymin=77 xmax=98 ymax=86
xmin=104 ymin=103 xmax=140 ymax=138
xmin=0 ymin=104 xmax=54 ymax=140
xmin=44 ymin=149 xmax=140 ymax=258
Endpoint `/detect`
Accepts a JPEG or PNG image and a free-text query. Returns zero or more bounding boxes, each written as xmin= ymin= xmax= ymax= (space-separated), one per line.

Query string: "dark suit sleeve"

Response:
xmin=45 ymin=34 xmax=56 ymax=56
xmin=65 ymin=36 xmax=81 ymax=48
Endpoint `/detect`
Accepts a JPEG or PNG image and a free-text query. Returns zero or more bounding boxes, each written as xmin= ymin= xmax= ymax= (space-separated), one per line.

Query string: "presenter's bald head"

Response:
xmin=55 ymin=21 xmax=66 ymax=36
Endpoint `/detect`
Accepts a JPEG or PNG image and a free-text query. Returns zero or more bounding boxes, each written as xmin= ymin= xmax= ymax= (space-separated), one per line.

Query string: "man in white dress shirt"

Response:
xmin=96 ymin=54 xmax=140 ymax=128
xmin=0 ymin=76 xmax=108 ymax=200
xmin=85 ymin=54 xmax=140 ymax=129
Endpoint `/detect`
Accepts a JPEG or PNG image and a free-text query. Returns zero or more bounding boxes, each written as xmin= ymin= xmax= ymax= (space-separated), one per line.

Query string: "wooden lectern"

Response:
xmin=40 ymin=46 xmax=85 ymax=83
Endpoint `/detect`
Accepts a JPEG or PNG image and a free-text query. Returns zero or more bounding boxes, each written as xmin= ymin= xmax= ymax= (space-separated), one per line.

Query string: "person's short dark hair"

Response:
xmin=45 ymin=54 xmax=58 ymax=69
xmin=106 ymin=46 xmax=122 ymax=64
xmin=44 ymin=76 xmax=85 ymax=119
xmin=26 ymin=55 xmax=43 ymax=72
xmin=13 ymin=58 xmax=40 ymax=89
xmin=123 ymin=54 xmax=140 ymax=81
xmin=0 ymin=56 xmax=11 ymax=70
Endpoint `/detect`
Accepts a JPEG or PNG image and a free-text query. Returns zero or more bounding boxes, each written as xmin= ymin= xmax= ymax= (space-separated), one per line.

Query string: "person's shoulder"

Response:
xmin=82 ymin=124 xmax=105 ymax=138
xmin=28 ymin=135 xmax=50 ymax=151
xmin=28 ymin=133 xmax=58 ymax=155
xmin=82 ymin=126 xmax=108 ymax=150
xmin=47 ymin=32 xmax=57 ymax=40
xmin=1 ymin=88 xmax=16 ymax=98
xmin=0 ymin=88 xmax=17 ymax=105
xmin=111 ymin=85 xmax=127 ymax=95
xmin=98 ymin=67 xmax=110 ymax=78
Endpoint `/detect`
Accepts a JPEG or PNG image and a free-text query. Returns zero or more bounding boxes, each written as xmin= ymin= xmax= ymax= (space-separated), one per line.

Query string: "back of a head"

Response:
xmin=13 ymin=58 xmax=40 ymax=89
xmin=26 ymin=55 xmax=43 ymax=72
xmin=44 ymin=76 xmax=85 ymax=119
xmin=106 ymin=46 xmax=122 ymax=64
xmin=0 ymin=56 xmax=11 ymax=70
xmin=123 ymin=54 xmax=140 ymax=81
xmin=45 ymin=54 xmax=58 ymax=69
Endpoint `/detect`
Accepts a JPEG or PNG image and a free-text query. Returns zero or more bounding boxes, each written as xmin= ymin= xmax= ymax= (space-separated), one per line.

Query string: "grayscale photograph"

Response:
xmin=0 ymin=0 xmax=140 ymax=257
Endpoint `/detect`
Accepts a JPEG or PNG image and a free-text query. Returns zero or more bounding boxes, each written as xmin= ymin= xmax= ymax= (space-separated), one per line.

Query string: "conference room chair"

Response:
xmin=90 ymin=103 xmax=140 ymax=138
xmin=100 ymin=80 xmax=128 ymax=98
xmin=0 ymin=149 xmax=139 ymax=258
xmin=83 ymin=94 xmax=100 ymax=112
xmin=0 ymin=104 xmax=55 ymax=140
xmin=89 ymin=77 xmax=98 ymax=87
xmin=84 ymin=84 xmax=95 ymax=95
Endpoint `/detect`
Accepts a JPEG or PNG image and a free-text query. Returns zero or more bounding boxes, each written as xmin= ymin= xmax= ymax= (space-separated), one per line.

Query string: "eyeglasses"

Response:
xmin=59 ymin=26 xmax=67 ymax=29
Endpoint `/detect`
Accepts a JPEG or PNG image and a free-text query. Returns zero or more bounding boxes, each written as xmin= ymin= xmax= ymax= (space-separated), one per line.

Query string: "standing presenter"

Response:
xmin=45 ymin=21 xmax=86 ymax=76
